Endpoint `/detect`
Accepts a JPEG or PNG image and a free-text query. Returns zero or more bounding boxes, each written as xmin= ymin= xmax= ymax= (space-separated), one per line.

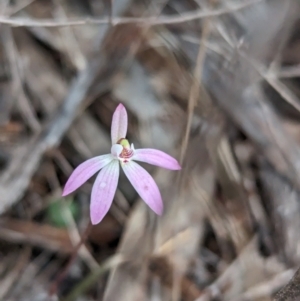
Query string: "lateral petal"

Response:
xmin=62 ymin=154 xmax=113 ymax=196
xmin=122 ymin=161 xmax=163 ymax=215
xmin=111 ymin=103 xmax=128 ymax=144
xmin=90 ymin=160 xmax=119 ymax=224
xmin=132 ymin=148 xmax=181 ymax=170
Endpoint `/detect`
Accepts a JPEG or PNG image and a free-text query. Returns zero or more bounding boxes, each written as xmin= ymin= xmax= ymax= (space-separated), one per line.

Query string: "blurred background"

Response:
xmin=1 ymin=0 xmax=300 ymax=300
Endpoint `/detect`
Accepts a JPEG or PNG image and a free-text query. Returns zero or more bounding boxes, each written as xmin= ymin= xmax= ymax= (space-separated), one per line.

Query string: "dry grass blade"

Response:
xmin=0 ymin=0 xmax=262 ymax=27
xmin=240 ymin=269 xmax=295 ymax=301
xmin=179 ymin=6 xmax=212 ymax=165
xmin=207 ymin=133 xmax=252 ymax=251
xmin=0 ymin=218 xmax=75 ymax=253
xmin=2 ymin=26 xmax=41 ymax=132
xmin=0 ymin=247 xmax=31 ymax=300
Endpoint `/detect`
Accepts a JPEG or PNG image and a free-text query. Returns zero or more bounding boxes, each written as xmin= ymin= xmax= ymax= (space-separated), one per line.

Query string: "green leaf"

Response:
xmin=47 ymin=198 xmax=79 ymax=228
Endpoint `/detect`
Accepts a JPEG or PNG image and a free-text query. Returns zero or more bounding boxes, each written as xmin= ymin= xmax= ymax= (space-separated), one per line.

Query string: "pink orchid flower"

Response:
xmin=62 ymin=104 xmax=181 ymax=225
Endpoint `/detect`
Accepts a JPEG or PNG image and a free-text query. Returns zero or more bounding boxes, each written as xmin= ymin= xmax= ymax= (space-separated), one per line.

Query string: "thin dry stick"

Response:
xmin=277 ymin=64 xmax=300 ymax=78
xmin=237 ymin=51 xmax=300 ymax=183
xmin=3 ymin=26 xmax=41 ymax=132
xmin=171 ymin=9 xmax=212 ymax=301
xmin=125 ymin=0 xmax=168 ymax=57
xmin=52 ymin=0 xmax=87 ymax=70
xmin=179 ymin=17 xmax=212 ymax=165
xmin=0 ymin=0 xmax=262 ymax=28
xmin=238 ymin=49 xmax=300 ymax=114
xmin=0 ymin=247 xmax=31 ymax=300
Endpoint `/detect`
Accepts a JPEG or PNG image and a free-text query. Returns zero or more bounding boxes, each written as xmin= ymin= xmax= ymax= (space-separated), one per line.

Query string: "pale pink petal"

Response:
xmin=62 ymin=154 xmax=113 ymax=196
xmin=111 ymin=103 xmax=128 ymax=144
xmin=132 ymin=148 xmax=181 ymax=170
xmin=122 ymin=161 xmax=163 ymax=215
xmin=111 ymin=144 xmax=123 ymax=158
xmin=90 ymin=160 xmax=119 ymax=224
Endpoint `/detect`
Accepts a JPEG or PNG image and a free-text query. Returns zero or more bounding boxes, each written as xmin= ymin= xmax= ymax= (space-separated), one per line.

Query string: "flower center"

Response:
xmin=117 ymin=138 xmax=134 ymax=163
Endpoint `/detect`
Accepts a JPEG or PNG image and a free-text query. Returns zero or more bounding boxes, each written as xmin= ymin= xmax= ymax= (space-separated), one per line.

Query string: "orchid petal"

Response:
xmin=122 ymin=161 xmax=163 ymax=215
xmin=90 ymin=160 xmax=119 ymax=224
xmin=62 ymin=154 xmax=113 ymax=196
xmin=111 ymin=144 xmax=123 ymax=159
xmin=111 ymin=103 xmax=128 ymax=144
xmin=133 ymin=148 xmax=181 ymax=170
